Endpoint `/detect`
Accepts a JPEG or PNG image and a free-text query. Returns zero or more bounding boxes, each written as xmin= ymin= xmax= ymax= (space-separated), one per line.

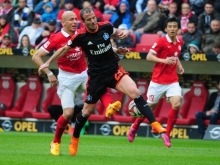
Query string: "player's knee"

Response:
xmin=63 ymin=108 xmax=74 ymax=120
xmin=82 ymin=109 xmax=93 ymax=117
xmin=172 ymin=102 xmax=181 ymax=110
xmin=128 ymin=87 xmax=141 ymax=99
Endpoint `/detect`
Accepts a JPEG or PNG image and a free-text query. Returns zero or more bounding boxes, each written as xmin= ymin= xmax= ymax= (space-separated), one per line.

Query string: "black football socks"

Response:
xmin=73 ymin=111 xmax=88 ymax=138
xmin=134 ymin=95 xmax=156 ymax=123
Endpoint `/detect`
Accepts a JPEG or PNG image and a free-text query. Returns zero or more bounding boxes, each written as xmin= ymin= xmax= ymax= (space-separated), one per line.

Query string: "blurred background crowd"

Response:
xmin=0 ymin=0 xmax=220 ymax=55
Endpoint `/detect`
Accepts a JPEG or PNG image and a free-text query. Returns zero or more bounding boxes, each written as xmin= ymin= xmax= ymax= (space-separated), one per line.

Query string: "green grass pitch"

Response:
xmin=0 ymin=132 xmax=220 ymax=165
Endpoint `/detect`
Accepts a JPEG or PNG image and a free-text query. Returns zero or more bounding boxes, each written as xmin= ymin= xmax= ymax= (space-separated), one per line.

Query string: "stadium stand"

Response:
xmin=5 ymin=75 xmax=42 ymax=118
xmin=116 ymin=79 xmax=149 ymax=123
xmin=0 ymin=74 xmax=16 ymax=117
xmin=176 ymin=81 xmax=209 ymax=125
xmin=152 ymin=97 xmax=172 ymax=124
xmin=101 ymin=14 xmax=112 ymax=21
xmin=135 ymin=34 xmax=160 ymax=52
xmin=89 ymin=88 xmax=125 ymax=121
xmin=32 ymin=86 xmax=60 ymax=119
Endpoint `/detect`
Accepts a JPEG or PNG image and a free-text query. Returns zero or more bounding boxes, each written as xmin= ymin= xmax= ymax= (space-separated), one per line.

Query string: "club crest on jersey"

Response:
xmin=103 ymin=33 xmax=109 ymax=40
xmin=86 ymin=95 xmax=92 ymax=101
xmin=75 ymin=47 xmax=80 ymax=51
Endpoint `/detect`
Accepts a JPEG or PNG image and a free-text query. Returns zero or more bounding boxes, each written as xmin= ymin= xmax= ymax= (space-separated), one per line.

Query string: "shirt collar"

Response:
xmin=61 ymin=29 xmax=70 ymax=37
xmin=165 ymin=34 xmax=180 ymax=43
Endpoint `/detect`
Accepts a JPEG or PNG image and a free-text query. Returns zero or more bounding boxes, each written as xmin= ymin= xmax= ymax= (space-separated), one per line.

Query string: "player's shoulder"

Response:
xmin=49 ymin=31 xmax=62 ymax=40
xmin=98 ymin=21 xmax=113 ymax=27
xmin=155 ymin=36 xmax=166 ymax=44
xmin=71 ymin=29 xmax=86 ymax=40
xmin=76 ymin=28 xmax=87 ymax=35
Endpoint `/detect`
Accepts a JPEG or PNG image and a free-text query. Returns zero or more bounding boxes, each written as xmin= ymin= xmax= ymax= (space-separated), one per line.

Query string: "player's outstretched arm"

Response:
xmin=112 ymin=28 xmax=130 ymax=40
xmin=33 ymin=48 xmax=58 ymax=86
xmin=38 ymin=45 xmax=71 ymax=75
xmin=113 ymin=47 xmax=130 ymax=55
xmin=32 ymin=49 xmax=51 ymax=75
xmin=147 ymin=51 xmax=176 ymax=65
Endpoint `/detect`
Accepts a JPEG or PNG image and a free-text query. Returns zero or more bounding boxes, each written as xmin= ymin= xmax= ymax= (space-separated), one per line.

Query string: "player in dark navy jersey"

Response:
xmin=39 ymin=8 xmax=166 ymax=156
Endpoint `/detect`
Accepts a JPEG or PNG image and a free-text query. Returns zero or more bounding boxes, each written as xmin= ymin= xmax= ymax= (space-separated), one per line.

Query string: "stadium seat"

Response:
xmin=135 ymin=34 xmax=160 ymax=52
xmin=152 ymin=97 xmax=171 ymax=124
xmin=176 ymin=81 xmax=209 ymax=125
xmin=32 ymin=86 xmax=60 ymax=119
xmin=102 ymin=14 xmax=112 ymax=21
xmin=89 ymin=88 xmax=125 ymax=121
xmin=128 ymin=34 xmax=136 ymax=51
xmin=117 ymin=79 xmax=149 ymax=123
xmin=0 ymin=74 xmax=16 ymax=117
xmin=5 ymin=75 xmax=42 ymax=118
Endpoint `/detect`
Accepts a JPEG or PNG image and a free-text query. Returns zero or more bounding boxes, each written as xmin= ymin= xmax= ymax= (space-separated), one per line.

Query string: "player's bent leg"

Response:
xmin=105 ymin=101 xmax=121 ymax=118
xmin=69 ymin=103 xmax=95 ymax=156
xmin=161 ymin=133 xmax=171 ymax=148
xmin=128 ymin=117 xmax=145 ymax=142
xmin=69 ymin=136 xmax=79 ymax=156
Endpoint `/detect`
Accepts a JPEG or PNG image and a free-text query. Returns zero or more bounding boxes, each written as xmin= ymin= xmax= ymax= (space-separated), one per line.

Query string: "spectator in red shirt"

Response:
xmin=0 ymin=0 xmax=14 ymax=21
xmin=0 ymin=33 xmax=14 ymax=48
xmin=103 ymin=0 xmax=120 ymax=14
xmin=0 ymin=14 xmax=18 ymax=46
xmin=57 ymin=0 xmax=80 ymax=30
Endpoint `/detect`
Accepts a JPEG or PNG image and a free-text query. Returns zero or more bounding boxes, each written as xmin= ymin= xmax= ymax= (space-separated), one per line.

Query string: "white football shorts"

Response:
xmin=147 ymin=81 xmax=182 ymax=104
xmin=57 ymin=68 xmax=87 ymax=109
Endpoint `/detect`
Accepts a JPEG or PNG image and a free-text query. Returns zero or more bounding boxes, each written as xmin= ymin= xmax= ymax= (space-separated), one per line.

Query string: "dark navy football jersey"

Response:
xmin=68 ymin=22 xmax=119 ymax=76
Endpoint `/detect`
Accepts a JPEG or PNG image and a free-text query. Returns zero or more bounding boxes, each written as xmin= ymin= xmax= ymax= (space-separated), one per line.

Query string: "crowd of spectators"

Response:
xmin=0 ymin=0 xmax=220 ymax=55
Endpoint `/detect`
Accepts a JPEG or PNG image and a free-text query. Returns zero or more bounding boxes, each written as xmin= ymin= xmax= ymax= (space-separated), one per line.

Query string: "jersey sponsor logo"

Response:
xmin=103 ymin=33 xmax=109 ymax=40
xmin=90 ymin=43 xmax=111 ymax=55
xmin=67 ymin=51 xmax=83 ymax=61
xmin=87 ymin=41 xmax=93 ymax=45
xmin=44 ymin=41 xmax=50 ymax=48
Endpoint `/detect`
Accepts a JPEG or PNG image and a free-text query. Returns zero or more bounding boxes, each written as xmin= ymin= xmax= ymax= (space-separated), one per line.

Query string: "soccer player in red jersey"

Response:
xmin=128 ymin=17 xmax=184 ymax=148
xmin=32 ymin=11 xmax=122 ymax=156
xmin=39 ymin=8 xmax=166 ymax=156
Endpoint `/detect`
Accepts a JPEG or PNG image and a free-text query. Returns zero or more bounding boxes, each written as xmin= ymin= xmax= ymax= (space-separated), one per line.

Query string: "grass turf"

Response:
xmin=0 ymin=132 xmax=220 ymax=165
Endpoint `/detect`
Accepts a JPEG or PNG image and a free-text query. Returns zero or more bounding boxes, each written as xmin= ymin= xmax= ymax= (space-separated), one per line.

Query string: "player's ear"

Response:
xmin=165 ymin=28 xmax=167 ymax=32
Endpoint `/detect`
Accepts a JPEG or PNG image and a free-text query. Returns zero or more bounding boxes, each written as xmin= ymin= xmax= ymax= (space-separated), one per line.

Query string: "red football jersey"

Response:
xmin=149 ymin=35 xmax=183 ymax=84
xmin=42 ymin=29 xmax=87 ymax=73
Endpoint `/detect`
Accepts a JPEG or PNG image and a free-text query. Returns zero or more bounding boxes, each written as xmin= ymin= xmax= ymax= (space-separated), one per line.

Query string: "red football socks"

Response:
xmin=53 ymin=115 xmax=69 ymax=143
xmin=133 ymin=117 xmax=145 ymax=130
xmin=166 ymin=108 xmax=179 ymax=136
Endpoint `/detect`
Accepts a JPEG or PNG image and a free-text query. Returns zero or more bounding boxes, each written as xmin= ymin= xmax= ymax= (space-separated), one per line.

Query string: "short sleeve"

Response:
xmin=149 ymin=38 xmax=163 ymax=56
xmin=42 ymin=34 xmax=56 ymax=53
